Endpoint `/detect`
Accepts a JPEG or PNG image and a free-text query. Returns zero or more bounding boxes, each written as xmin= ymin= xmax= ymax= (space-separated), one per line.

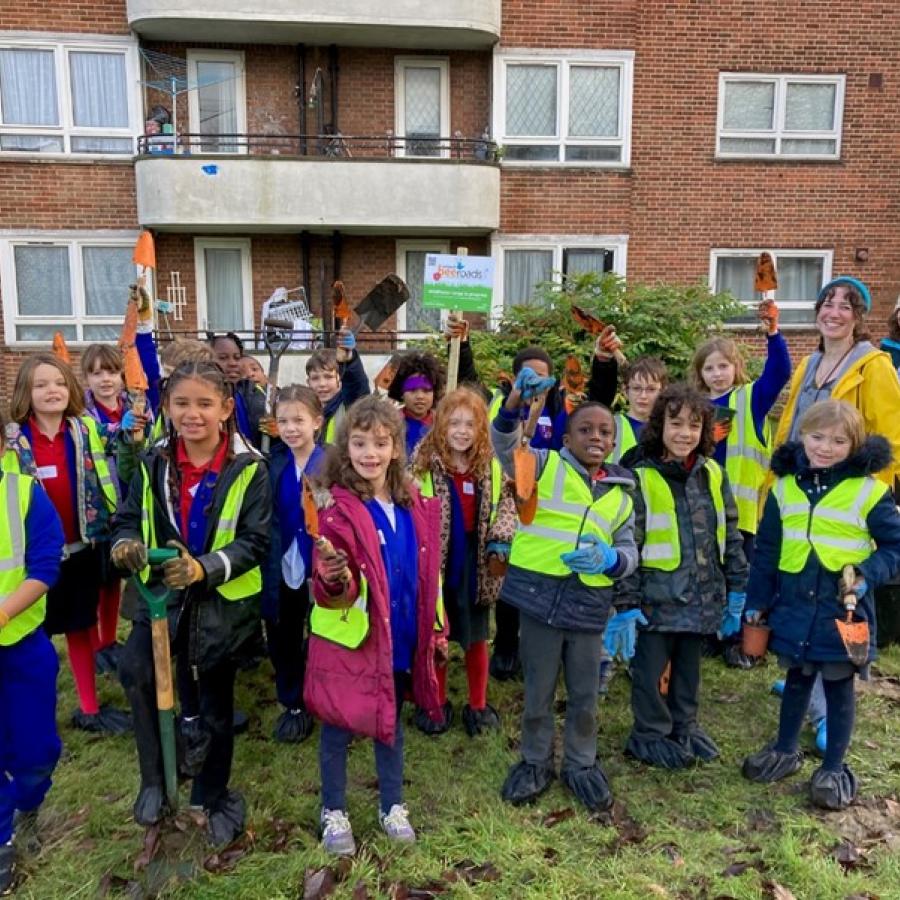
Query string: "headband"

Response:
xmin=402 ymin=374 xmax=434 ymax=393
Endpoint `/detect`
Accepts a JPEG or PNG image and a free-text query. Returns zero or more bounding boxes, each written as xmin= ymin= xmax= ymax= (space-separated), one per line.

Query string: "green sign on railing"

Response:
xmin=422 ymin=254 xmax=494 ymax=313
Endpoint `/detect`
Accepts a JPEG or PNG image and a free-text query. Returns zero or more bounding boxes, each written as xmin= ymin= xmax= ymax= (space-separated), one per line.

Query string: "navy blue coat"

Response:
xmin=746 ymin=437 xmax=900 ymax=665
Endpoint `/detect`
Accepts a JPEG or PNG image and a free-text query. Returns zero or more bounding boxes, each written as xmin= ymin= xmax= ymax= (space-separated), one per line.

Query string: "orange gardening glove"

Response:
xmin=162 ymin=540 xmax=205 ymax=589
xmin=712 ymin=420 xmax=732 ymax=443
xmin=258 ymin=414 xmax=279 ymax=438
xmin=594 ymin=325 xmax=623 ymax=361
xmin=758 ymin=300 xmax=779 ymax=335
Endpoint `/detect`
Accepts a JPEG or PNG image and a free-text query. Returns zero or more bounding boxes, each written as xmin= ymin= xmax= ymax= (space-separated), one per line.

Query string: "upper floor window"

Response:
xmin=494 ymin=50 xmax=633 ymax=165
xmin=716 ymin=73 xmax=845 ymax=160
xmin=0 ymin=36 xmax=139 ymax=155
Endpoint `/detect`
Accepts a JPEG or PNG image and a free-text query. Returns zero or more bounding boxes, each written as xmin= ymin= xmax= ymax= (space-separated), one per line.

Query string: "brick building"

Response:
xmin=2 ymin=1 xmax=898 ymax=395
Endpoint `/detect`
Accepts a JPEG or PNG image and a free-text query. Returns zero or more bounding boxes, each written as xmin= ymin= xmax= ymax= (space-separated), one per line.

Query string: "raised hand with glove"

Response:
xmin=111 ymin=538 xmax=148 ymax=574
xmin=719 ymin=591 xmax=746 ymax=638
xmin=161 ymin=539 xmax=206 ymax=589
xmin=335 ymin=326 xmax=356 ymax=363
xmin=560 ymin=533 xmax=619 ymax=575
xmin=512 ymin=366 xmax=556 ymax=403
xmin=758 ymin=299 xmax=779 ymax=336
xmin=603 ymin=609 xmax=648 ymax=661
xmin=594 ymin=325 xmax=623 ymax=362
xmin=315 ymin=544 xmax=350 ymax=585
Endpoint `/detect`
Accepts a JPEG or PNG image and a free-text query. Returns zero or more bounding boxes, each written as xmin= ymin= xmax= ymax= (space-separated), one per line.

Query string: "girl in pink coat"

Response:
xmin=305 ymin=396 xmax=446 ymax=856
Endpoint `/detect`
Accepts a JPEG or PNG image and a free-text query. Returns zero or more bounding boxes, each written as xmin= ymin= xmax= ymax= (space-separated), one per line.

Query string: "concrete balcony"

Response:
xmin=127 ymin=0 xmax=501 ymax=48
xmin=134 ymin=135 xmax=500 ymax=234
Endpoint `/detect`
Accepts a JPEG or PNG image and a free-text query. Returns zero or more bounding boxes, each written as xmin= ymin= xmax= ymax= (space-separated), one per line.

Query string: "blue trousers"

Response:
xmin=0 ymin=630 xmax=61 ymax=844
xmin=319 ymin=672 xmax=407 ymax=816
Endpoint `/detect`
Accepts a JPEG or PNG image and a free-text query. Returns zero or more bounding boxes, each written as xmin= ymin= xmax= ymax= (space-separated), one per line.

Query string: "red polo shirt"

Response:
xmin=29 ymin=415 xmax=78 ymax=543
xmin=175 ymin=436 xmax=229 ymax=540
xmin=451 ymin=471 xmax=477 ymax=533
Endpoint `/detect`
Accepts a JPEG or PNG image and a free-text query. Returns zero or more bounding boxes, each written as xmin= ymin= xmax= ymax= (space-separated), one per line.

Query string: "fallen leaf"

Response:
xmin=764 ymin=882 xmax=797 ymax=900
xmin=863 ymin=740 xmax=879 ymax=751
xmin=832 ymin=841 xmax=868 ymax=871
xmin=648 ymin=885 xmax=670 ymax=898
xmin=442 ymin=860 xmax=501 ymax=885
xmin=724 ymin=844 xmax=761 ymax=855
xmin=303 ymin=866 xmax=337 ymax=899
xmin=723 ymin=862 xmax=752 ymax=878
xmin=594 ymin=801 xmax=648 ymax=847
xmin=541 ymin=808 xmax=576 ymax=828
xmin=133 ymin=824 xmax=160 ymax=873
xmin=97 ymin=873 xmax=144 ymax=898
xmin=542 ymin=847 xmax=559 ymax=864
xmin=352 ymin=883 xmax=371 ymax=900
xmin=745 ymin=808 xmax=780 ymax=833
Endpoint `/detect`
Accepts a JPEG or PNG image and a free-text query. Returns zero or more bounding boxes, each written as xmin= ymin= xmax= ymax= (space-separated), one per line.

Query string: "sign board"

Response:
xmin=422 ymin=254 xmax=494 ymax=313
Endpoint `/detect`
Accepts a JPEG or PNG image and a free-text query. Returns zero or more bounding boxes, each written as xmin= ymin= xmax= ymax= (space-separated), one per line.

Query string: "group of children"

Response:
xmin=2 ymin=275 xmax=899 ymax=890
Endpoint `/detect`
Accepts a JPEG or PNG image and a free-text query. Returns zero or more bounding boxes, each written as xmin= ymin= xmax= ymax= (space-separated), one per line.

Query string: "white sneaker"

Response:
xmin=379 ymin=804 xmax=416 ymax=843
xmin=320 ymin=808 xmax=356 ymax=856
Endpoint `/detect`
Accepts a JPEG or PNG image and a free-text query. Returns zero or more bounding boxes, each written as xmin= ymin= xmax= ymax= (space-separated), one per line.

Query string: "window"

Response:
xmin=711 ymin=249 xmax=832 ymax=325
xmin=187 ymin=50 xmax=246 ymax=153
xmin=395 ymin=240 xmax=451 ymax=339
xmin=1 ymin=235 xmax=143 ymax=343
xmin=494 ymin=50 xmax=633 ymax=164
xmin=0 ymin=37 xmax=138 ymax=155
xmin=394 ymin=58 xmax=450 ymax=158
xmin=717 ymin=74 xmax=845 ymax=159
xmin=492 ymin=236 xmax=628 ymax=321
xmin=194 ymin=238 xmax=253 ymax=332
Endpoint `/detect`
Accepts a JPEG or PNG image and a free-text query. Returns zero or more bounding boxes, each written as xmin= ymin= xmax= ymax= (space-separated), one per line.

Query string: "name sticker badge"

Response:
xmin=36 ymin=465 xmax=58 ymax=480
xmin=377 ymin=529 xmax=387 ymax=546
xmin=462 ymin=480 xmax=475 ymax=495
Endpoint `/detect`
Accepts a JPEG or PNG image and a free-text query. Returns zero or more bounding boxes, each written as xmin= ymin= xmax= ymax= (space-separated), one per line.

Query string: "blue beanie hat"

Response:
xmin=817 ymin=276 xmax=871 ymax=312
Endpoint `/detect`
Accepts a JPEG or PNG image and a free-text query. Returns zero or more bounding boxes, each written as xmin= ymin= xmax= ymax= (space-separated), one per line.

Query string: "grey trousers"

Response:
xmin=518 ymin=612 xmax=604 ymax=771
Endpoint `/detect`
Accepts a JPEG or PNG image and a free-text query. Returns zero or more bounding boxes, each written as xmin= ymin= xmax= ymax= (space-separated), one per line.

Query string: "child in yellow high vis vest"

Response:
xmin=742 ymin=400 xmax=900 ymax=810
xmin=411 ymin=387 xmax=517 ymax=737
xmin=0 ymin=410 xmax=65 ymax=896
xmin=111 ymin=361 xmax=271 ymax=847
xmin=617 ymin=384 xmax=748 ymax=769
xmin=492 ymin=382 xmax=639 ymax=813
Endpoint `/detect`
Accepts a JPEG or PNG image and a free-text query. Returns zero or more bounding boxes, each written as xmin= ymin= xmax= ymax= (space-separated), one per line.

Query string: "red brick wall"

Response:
xmin=0 ymin=0 xmax=128 ymax=33
xmin=501 ymin=0 xmax=637 ymax=48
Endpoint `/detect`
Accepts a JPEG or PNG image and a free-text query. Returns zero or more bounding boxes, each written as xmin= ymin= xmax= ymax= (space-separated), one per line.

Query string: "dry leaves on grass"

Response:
xmin=828 ymin=796 xmax=900 ymax=853
xmin=593 ymin=800 xmax=648 ymax=848
xmin=857 ymin=675 xmax=900 ymax=703
xmin=541 ymin=807 xmax=576 ymax=828
xmin=763 ymin=882 xmax=797 ymax=900
xmin=202 ymin=832 xmax=254 ymax=875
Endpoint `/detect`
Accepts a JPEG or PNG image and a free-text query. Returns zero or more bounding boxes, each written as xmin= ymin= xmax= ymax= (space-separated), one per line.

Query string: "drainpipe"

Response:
xmin=329 ymin=44 xmax=339 ymax=133
xmin=297 ymin=44 xmax=307 ymax=155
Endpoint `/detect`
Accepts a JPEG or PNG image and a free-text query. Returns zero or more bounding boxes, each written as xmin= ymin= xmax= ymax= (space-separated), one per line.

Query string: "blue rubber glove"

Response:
xmin=338 ymin=328 xmax=356 ymax=351
xmin=121 ymin=410 xmax=138 ymax=432
xmin=560 ymin=533 xmax=618 ymax=575
xmin=486 ymin=540 xmax=511 ymax=561
xmin=603 ymin=609 xmax=648 ymax=661
xmin=719 ymin=591 xmax=746 ymax=638
xmin=851 ymin=577 xmax=868 ymax=600
xmin=513 ymin=366 xmax=556 ymax=402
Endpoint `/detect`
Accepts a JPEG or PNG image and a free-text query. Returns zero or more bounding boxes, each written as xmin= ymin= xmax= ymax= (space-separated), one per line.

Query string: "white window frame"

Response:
xmin=194 ymin=237 xmax=254 ymax=332
xmin=394 ymin=57 xmax=451 ymax=159
xmin=710 ymin=247 xmax=833 ymax=329
xmin=394 ymin=239 xmax=451 ymax=342
xmin=490 ymin=234 xmax=629 ymax=324
xmin=0 ymin=230 xmax=144 ymax=345
xmin=493 ymin=49 xmax=634 ymax=167
xmin=716 ymin=72 xmax=845 ymax=160
xmin=186 ymin=49 xmax=247 ymax=155
xmin=0 ymin=32 xmax=141 ymax=159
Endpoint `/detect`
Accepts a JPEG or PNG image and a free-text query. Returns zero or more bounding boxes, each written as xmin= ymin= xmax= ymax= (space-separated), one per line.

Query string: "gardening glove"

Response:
xmin=486 ymin=540 xmax=511 ymax=562
xmin=111 ymin=539 xmax=148 ymax=574
xmin=852 ymin=577 xmax=868 ymax=600
xmin=315 ymin=545 xmax=350 ymax=585
xmin=744 ymin=609 xmax=765 ymax=626
xmin=443 ymin=316 xmax=469 ymax=342
xmin=513 ymin=366 xmax=555 ymax=402
xmin=758 ymin=299 xmax=779 ymax=336
xmin=162 ymin=539 xmax=206 ymax=589
xmin=594 ymin=325 xmax=623 ymax=361
xmin=336 ymin=326 xmax=356 ymax=362
xmin=258 ymin=414 xmax=279 ymax=438
xmin=712 ymin=419 xmax=732 ymax=443
xmin=121 ymin=409 xmax=149 ymax=436
xmin=560 ymin=533 xmax=618 ymax=575
xmin=719 ymin=591 xmax=746 ymax=638
xmin=603 ymin=609 xmax=648 ymax=661
xmin=156 ymin=300 xmax=174 ymax=314
xmin=131 ymin=283 xmax=153 ymax=322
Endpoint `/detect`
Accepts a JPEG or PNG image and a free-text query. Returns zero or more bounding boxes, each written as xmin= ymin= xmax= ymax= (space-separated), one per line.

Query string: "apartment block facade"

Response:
xmin=2 ymin=1 xmax=899 ymax=394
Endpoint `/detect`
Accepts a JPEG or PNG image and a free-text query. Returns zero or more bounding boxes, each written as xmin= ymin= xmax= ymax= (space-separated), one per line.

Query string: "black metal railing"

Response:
xmin=137 ymin=132 xmax=498 ymax=161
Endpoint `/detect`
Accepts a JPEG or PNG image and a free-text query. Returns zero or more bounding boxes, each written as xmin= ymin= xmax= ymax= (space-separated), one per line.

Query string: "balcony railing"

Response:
xmin=136 ymin=132 xmax=498 ymax=162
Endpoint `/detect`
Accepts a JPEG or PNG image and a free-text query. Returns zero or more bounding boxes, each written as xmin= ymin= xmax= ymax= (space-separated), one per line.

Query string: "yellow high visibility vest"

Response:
xmin=509 ymin=453 xmax=632 ymax=587
xmin=772 ymin=475 xmax=887 ymax=573
xmin=610 ymin=414 xmax=638 ymax=464
xmin=310 ymin=575 xmax=370 ymax=649
xmin=0 ymin=472 xmax=45 ymax=647
xmin=637 ymin=460 xmax=726 ymax=571
xmin=418 ymin=458 xmax=503 ymax=526
xmin=724 ymin=384 xmax=770 ymax=535
xmin=138 ymin=461 xmax=262 ymax=600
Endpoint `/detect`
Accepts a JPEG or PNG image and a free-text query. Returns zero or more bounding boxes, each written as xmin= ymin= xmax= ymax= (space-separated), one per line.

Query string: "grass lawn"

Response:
xmin=12 ymin=641 xmax=900 ymax=899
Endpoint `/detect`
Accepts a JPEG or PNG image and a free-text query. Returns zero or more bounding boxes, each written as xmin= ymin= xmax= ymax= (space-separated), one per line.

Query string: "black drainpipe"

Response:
xmin=297 ymin=44 xmax=307 ymax=155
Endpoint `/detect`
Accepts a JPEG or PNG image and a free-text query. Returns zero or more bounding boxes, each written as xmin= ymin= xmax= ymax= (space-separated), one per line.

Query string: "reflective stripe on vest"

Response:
xmin=310 ymin=575 xmax=370 ymax=649
xmin=773 ymin=475 xmax=887 ymax=573
xmin=724 ymin=384 xmax=770 ymax=534
xmin=0 ymin=473 xmax=45 ymax=646
xmin=138 ymin=461 xmax=262 ymax=600
xmin=637 ymin=460 xmax=726 ymax=571
xmin=610 ymin=414 xmax=638 ymax=464
xmin=509 ymin=453 xmax=633 ymax=587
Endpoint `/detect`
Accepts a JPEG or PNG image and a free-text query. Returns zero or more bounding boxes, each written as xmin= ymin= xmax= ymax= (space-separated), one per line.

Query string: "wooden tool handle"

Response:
xmin=315 ymin=535 xmax=351 ymax=584
xmin=522 ymin=393 xmax=546 ymax=441
xmin=841 ymin=564 xmax=857 ymax=613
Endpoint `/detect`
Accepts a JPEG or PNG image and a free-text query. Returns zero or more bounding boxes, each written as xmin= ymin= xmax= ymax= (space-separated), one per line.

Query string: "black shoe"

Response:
xmin=233 ymin=710 xmax=250 ymax=735
xmin=0 ymin=843 xmax=16 ymax=896
xmin=178 ymin=716 xmax=212 ymax=778
xmin=489 ymin=653 xmax=520 ymax=682
xmin=12 ymin=809 xmax=40 ymax=856
xmin=206 ymin=790 xmax=246 ymax=847
xmin=501 ymin=760 xmax=555 ymax=806
xmin=723 ymin=643 xmax=755 ymax=670
xmin=625 ymin=733 xmax=695 ymax=769
xmin=133 ymin=784 xmax=169 ymax=827
xmin=741 ymin=742 xmax=804 ymax=783
xmin=273 ymin=707 xmax=315 ymax=744
xmin=673 ymin=727 xmax=721 ymax=762
xmin=810 ymin=764 xmax=858 ymax=811
xmin=71 ymin=705 xmax=132 ymax=736
xmin=94 ymin=641 xmax=123 ymax=676
xmin=461 ymin=704 xmax=501 ymax=737
xmin=413 ymin=701 xmax=453 ymax=736
xmin=561 ymin=763 xmax=614 ymax=813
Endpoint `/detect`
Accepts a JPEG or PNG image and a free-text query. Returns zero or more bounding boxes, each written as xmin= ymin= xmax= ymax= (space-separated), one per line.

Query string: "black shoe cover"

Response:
xmin=462 ymin=703 xmax=501 ymax=737
xmin=273 ymin=707 xmax=315 ymax=744
xmin=561 ymin=763 xmax=614 ymax=813
xmin=810 ymin=764 xmax=858 ymax=811
xmin=723 ymin=643 xmax=755 ymax=670
xmin=133 ymin=784 xmax=169 ymax=827
xmin=206 ymin=790 xmax=246 ymax=847
xmin=501 ymin=760 xmax=555 ymax=806
xmin=741 ymin=742 xmax=804 ymax=783
xmin=489 ymin=653 xmax=521 ymax=682
xmin=413 ymin=701 xmax=453 ymax=736
xmin=625 ymin=733 xmax=695 ymax=769
xmin=674 ymin=727 xmax=721 ymax=762
xmin=0 ymin=843 xmax=16 ymax=896
xmin=178 ymin=717 xmax=212 ymax=778
xmin=72 ymin=706 xmax=132 ymax=735
xmin=95 ymin=641 xmax=123 ymax=676
xmin=12 ymin=809 xmax=40 ymax=855
xmin=232 ymin=710 xmax=250 ymax=734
